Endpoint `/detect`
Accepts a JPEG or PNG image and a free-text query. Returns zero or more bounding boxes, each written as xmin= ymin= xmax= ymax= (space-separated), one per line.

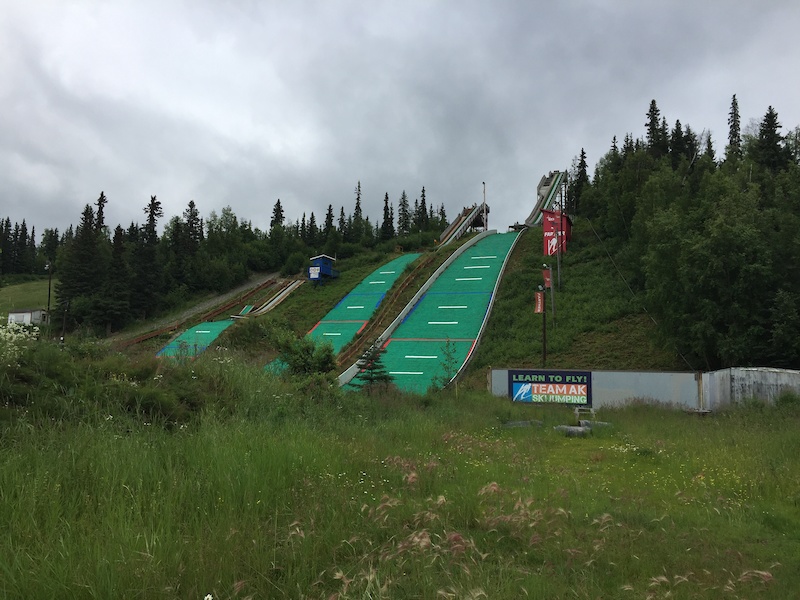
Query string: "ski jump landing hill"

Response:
xmin=341 ymin=229 xmax=522 ymax=393
xmin=306 ymin=253 xmax=421 ymax=354
xmin=156 ymin=279 xmax=303 ymax=359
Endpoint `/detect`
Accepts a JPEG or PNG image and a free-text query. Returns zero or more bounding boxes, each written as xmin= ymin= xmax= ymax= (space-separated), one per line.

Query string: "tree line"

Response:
xmin=2 ymin=183 xmax=448 ymax=335
xmin=569 ymin=95 xmax=800 ymax=370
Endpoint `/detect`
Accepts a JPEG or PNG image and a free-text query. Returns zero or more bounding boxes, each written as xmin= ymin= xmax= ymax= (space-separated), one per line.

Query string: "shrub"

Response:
xmin=281 ymin=252 xmax=306 ymax=277
xmin=776 ymin=388 xmax=800 ymax=409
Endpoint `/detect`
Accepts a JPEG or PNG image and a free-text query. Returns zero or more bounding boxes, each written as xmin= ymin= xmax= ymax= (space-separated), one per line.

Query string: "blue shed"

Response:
xmin=308 ymin=254 xmax=339 ymax=282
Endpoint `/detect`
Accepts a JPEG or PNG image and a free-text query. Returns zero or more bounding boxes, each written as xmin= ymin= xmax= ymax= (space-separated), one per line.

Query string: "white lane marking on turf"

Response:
xmin=428 ymin=321 xmax=458 ymax=325
xmin=472 ymin=255 xmax=497 ymax=259
xmin=323 ymin=332 xmax=341 ymax=336
xmin=379 ymin=270 xmax=395 ymax=274
xmin=390 ymin=371 xmax=424 ymax=375
xmin=456 ymin=277 xmax=482 ymax=281
xmin=438 ymin=305 xmax=467 ymax=309
xmin=347 ymin=306 xmax=365 ymax=309
xmin=405 ymin=355 xmax=438 ymax=359
xmin=195 ymin=330 xmax=211 ymax=333
xmin=464 ymin=265 xmax=490 ymax=269
xmin=369 ymin=281 xmax=386 ymax=284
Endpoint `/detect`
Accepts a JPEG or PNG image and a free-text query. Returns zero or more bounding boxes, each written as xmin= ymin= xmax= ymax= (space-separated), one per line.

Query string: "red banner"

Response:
xmin=534 ymin=291 xmax=544 ymax=314
xmin=542 ymin=269 xmax=551 ymax=289
xmin=542 ymin=210 xmax=568 ymax=256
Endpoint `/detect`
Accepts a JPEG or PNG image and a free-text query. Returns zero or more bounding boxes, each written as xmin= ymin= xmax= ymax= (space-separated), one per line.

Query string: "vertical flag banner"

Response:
xmin=534 ymin=291 xmax=544 ymax=313
xmin=542 ymin=269 xmax=551 ymax=289
xmin=541 ymin=210 xmax=571 ymax=256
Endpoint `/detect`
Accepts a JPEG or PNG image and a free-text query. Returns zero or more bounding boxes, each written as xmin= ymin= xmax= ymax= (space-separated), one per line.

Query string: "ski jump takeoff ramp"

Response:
xmin=343 ymin=230 xmax=521 ymax=393
xmin=306 ymin=253 xmax=421 ymax=354
xmin=525 ymin=170 xmax=564 ymax=226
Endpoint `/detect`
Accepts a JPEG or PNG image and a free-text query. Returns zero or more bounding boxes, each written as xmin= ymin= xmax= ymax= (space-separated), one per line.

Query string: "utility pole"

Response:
xmin=538 ymin=285 xmax=547 ymax=367
xmin=544 ymin=263 xmax=556 ymax=327
xmin=45 ymin=262 xmax=53 ymax=324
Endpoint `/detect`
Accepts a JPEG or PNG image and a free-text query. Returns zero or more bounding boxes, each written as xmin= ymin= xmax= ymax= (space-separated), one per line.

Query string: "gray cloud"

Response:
xmin=2 ymin=1 xmax=799 ymax=238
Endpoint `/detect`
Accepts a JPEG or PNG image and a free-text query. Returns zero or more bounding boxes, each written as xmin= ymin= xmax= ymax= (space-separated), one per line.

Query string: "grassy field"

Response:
xmin=1 ymin=362 xmax=798 ymax=598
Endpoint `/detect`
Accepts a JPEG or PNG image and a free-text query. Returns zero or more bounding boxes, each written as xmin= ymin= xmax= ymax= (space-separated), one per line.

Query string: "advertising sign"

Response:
xmin=534 ymin=291 xmax=544 ymax=314
xmin=309 ymin=266 xmax=321 ymax=279
xmin=509 ymin=369 xmax=591 ymax=405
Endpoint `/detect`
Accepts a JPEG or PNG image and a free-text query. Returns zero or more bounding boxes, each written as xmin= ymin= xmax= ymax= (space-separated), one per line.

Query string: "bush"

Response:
xmin=776 ymin=388 xmax=800 ymax=409
xmin=126 ymin=386 xmax=188 ymax=423
xmin=281 ymin=251 xmax=306 ymax=277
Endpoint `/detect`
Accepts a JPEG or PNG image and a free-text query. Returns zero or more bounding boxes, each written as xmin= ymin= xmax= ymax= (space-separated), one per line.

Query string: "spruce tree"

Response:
xmin=397 ymin=190 xmax=411 ymax=236
xmin=95 ymin=191 xmax=108 ymax=233
xmin=324 ymin=204 xmax=335 ymax=239
xmin=183 ymin=200 xmax=202 ymax=253
xmin=645 ymin=100 xmax=668 ymax=159
xmin=753 ymin=106 xmax=789 ymax=173
xmin=380 ymin=193 xmax=395 ymax=240
xmin=670 ymin=120 xmax=687 ymax=169
xmin=130 ymin=196 xmax=163 ymax=319
xmin=355 ymin=343 xmax=394 ymax=390
xmin=571 ymin=148 xmax=589 ymax=214
xmin=15 ymin=220 xmax=31 ymax=273
xmin=726 ymin=94 xmax=742 ymax=162
xmin=93 ymin=225 xmax=131 ymax=333
xmin=0 ymin=218 xmax=10 ymax=276
xmin=308 ymin=212 xmax=318 ymax=247
xmin=270 ymin=199 xmax=285 ymax=229
xmin=56 ymin=205 xmax=100 ymax=324
xmin=338 ymin=207 xmax=347 ymax=238
xmin=704 ymin=133 xmax=716 ymax=161
xmin=40 ymin=228 xmax=60 ymax=263
xmin=419 ymin=186 xmax=430 ymax=230
xmin=350 ymin=181 xmax=364 ymax=243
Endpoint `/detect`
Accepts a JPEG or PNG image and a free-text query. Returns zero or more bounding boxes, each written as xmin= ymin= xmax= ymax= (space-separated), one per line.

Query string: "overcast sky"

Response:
xmin=2 ymin=1 xmax=799 ymax=239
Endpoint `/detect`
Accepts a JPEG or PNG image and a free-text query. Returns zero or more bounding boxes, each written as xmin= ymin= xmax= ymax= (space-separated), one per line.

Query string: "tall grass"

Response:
xmin=1 ymin=340 xmax=799 ymax=598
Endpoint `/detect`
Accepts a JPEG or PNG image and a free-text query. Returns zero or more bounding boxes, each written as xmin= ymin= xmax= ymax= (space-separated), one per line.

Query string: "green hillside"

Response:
xmin=466 ymin=221 xmax=687 ymax=387
xmin=0 ymin=278 xmax=55 ymax=317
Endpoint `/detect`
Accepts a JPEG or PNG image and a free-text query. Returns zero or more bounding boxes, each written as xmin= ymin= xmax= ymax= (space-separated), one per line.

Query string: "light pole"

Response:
xmin=538 ymin=284 xmax=547 ymax=367
xmin=482 ymin=182 xmax=487 ymax=231
xmin=45 ymin=262 xmax=53 ymax=324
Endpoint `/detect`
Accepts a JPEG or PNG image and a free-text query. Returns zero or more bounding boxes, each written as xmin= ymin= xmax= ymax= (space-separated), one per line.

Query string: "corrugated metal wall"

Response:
xmin=704 ymin=368 xmax=800 ymax=409
xmin=490 ymin=367 xmax=800 ymax=410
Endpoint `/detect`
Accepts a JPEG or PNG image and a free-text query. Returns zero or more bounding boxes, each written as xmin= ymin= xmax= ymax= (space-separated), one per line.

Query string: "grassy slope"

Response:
xmin=464 ymin=222 xmax=685 ymax=388
xmin=0 ymin=278 xmax=56 ymax=316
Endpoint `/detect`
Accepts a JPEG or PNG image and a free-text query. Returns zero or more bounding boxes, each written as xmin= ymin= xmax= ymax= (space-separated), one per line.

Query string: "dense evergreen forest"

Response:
xmin=2 ymin=95 xmax=799 ymax=371
xmin=569 ymin=96 xmax=800 ymax=370
xmin=0 ymin=183 xmax=447 ymax=334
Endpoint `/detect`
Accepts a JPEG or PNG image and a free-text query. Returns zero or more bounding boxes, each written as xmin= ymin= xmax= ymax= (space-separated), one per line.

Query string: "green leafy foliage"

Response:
xmin=578 ymin=100 xmax=800 ymax=370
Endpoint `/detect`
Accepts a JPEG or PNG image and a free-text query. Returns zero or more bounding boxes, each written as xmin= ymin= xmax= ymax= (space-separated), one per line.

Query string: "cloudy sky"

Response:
xmin=2 ymin=1 xmax=799 ymax=238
